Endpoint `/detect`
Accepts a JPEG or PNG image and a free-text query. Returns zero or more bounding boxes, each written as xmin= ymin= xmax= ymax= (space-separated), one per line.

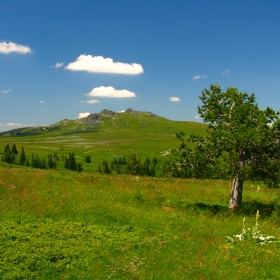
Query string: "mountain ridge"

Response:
xmin=0 ymin=108 xmax=182 ymax=137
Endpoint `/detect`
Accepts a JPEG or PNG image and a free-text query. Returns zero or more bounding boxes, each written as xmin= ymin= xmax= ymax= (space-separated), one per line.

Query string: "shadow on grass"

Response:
xmin=177 ymin=200 xmax=275 ymax=217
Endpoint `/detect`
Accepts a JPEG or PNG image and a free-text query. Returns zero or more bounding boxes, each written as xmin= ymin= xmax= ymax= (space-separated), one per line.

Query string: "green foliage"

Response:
xmin=197 ymin=84 xmax=280 ymax=185
xmin=2 ymin=144 xmax=15 ymax=164
xmin=11 ymin=143 xmax=18 ymax=155
xmin=99 ymin=154 xmax=157 ymax=176
xmin=31 ymin=153 xmax=47 ymax=169
xmin=100 ymin=160 xmax=111 ymax=174
xmin=0 ymin=220 xmax=151 ymax=279
xmin=1 ymin=167 xmax=280 ymax=279
xmin=165 ymin=84 xmax=280 ymax=209
xmin=19 ymin=146 xmax=26 ymax=165
xmin=64 ymin=153 xmax=83 ymax=172
xmin=85 ymin=154 xmax=91 ymax=163
xmin=47 ymin=153 xmax=58 ymax=169
xmin=227 ymin=211 xmax=280 ymax=245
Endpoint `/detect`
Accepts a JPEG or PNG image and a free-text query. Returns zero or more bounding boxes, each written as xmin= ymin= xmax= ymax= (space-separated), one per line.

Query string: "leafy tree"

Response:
xmin=172 ymin=84 xmax=280 ymax=209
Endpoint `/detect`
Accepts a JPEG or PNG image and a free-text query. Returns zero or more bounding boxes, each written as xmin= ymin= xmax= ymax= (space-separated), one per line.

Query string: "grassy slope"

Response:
xmin=0 ymin=111 xmax=207 ymax=172
xmin=1 ymin=167 xmax=280 ymax=279
xmin=1 ymin=111 xmax=280 ymax=279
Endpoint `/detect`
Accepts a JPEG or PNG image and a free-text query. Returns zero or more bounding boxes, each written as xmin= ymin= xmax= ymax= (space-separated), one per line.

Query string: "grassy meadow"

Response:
xmin=1 ymin=111 xmax=280 ymax=279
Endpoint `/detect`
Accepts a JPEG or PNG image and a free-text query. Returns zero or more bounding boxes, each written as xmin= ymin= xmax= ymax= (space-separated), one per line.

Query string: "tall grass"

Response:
xmin=1 ymin=165 xmax=280 ymax=279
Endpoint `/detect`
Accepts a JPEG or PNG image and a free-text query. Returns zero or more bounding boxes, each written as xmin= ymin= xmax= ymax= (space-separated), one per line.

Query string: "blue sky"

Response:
xmin=1 ymin=0 xmax=280 ymax=132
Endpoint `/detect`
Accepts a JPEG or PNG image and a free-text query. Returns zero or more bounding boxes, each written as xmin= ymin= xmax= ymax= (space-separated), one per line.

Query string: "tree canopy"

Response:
xmin=169 ymin=84 xmax=280 ymax=209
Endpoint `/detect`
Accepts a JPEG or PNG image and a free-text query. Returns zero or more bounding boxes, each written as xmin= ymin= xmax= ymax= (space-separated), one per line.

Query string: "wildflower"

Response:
xmin=227 ymin=210 xmax=280 ymax=246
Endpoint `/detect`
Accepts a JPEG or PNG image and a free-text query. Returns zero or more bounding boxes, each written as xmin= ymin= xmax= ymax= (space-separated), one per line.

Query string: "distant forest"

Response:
xmin=1 ymin=143 xmax=158 ymax=177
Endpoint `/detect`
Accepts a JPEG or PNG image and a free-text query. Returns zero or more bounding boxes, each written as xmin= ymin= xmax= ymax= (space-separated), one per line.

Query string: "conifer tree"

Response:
xmin=19 ymin=146 xmax=26 ymax=165
xmin=2 ymin=144 xmax=15 ymax=164
xmin=11 ymin=143 xmax=18 ymax=154
xmin=102 ymin=160 xmax=111 ymax=174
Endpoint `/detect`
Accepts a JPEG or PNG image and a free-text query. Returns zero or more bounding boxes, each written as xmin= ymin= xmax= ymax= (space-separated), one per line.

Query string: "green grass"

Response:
xmin=1 ymin=166 xmax=280 ymax=279
xmin=0 ymin=111 xmax=207 ymax=173
xmin=1 ymin=112 xmax=280 ymax=279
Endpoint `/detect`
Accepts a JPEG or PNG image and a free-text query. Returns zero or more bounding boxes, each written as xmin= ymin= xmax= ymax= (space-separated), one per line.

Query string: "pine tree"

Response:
xmin=11 ymin=144 xmax=18 ymax=154
xmin=64 ymin=153 xmax=77 ymax=171
xmin=2 ymin=144 xmax=14 ymax=164
xmin=76 ymin=162 xmax=83 ymax=172
xmin=102 ymin=160 xmax=111 ymax=174
xmin=85 ymin=155 xmax=91 ymax=163
xmin=152 ymin=157 xmax=158 ymax=165
xmin=48 ymin=154 xmax=54 ymax=168
xmin=19 ymin=146 xmax=26 ymax=165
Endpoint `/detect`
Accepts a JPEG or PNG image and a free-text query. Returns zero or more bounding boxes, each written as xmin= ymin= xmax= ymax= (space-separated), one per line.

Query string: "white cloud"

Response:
xmin=40 ymin=101 xmax=45 ymax=104
xmin=0 ymin=41 xmax=32 ymax=54
xmin=1 ymin=89 xmax=12 ymax=93
xmin=169 ymin=97 xmax=180 ymax=102
xmin=194 ymin=115 xmax=200 ymax=119
xmin=0 ymin=122 xmax=33 ymax=127
xmin=86 ymin=99 xmax=100 ymax=104
xmin=118 ymin=110 xmax=126 ymax=113
xmin=192 ymin=75 xmax=207 ymax=80
xmin=77 ymin=112 xmax=90 ymax=119
xmin=86 ymin=86 xmax=136 ymax=98
xmin=65 ymin=55 xmax=144 ymax=75
xmin=222 ymin=70 xmax=230 ymax=76
xmin=55 ymin=62 xmax=64 ymax=68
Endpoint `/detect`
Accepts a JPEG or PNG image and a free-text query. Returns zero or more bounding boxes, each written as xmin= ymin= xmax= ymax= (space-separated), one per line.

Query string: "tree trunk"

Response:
xmin=229 ymin=174 xmax=244 ymax=209
xmin=229 ymin=152 xmax=246 ymax=209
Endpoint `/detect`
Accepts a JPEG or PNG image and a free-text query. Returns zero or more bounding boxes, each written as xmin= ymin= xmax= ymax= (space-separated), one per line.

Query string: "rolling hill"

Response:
xmin=0 ymin=108 xmax=207 ymax=172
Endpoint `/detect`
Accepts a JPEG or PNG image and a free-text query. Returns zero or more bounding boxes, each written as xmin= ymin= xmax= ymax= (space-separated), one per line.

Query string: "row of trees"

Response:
xmin=1 ymin=144 xmax=82 ymax=172
xmin=98 ymin=154 xmax=158 ymax=176
xmin=1 ymin=144 xmax=26 ymax=165
xmin=1 ymin=144 xmax=157 ymax=176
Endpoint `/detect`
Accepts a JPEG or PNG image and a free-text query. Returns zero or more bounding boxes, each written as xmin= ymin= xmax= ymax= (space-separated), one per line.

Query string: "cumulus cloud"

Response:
xmin=86 ymin=99 xmax=100 ymax=104
xmin=0 ymin=41 xmax=32 ymax=54
xmin=86 ymin=86 xmax=136 ymax=98
xmin=1 ymin=89 xmax=12 ymax=93
xmin=77 ymin=112 xmax=90 ymax=119
xmin=55 ymin=62 xmax=64 ymax=68
xmin=40 ymin=101 xmax=45 ymax=104
xmin=65 ymin=55 xmax=144 ymax=75
xmin=192 ymin=75 xmax=207 ymax=80
xmin=194 ymin=115 xmax=200 ymax=119
xmin=169 ymin=97 xmax=180 ymax=102
xmin=222 ymin=70 xmax=230 ymax=76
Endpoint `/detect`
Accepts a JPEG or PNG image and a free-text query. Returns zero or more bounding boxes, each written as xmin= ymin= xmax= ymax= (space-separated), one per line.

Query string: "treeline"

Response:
xmin=98 ymin=154 xmax=158 ymax=176
xmin=1 ymin=144 xmax=83 ymax=172
xmin=1 ymin=144 xmax=159 ymax=176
